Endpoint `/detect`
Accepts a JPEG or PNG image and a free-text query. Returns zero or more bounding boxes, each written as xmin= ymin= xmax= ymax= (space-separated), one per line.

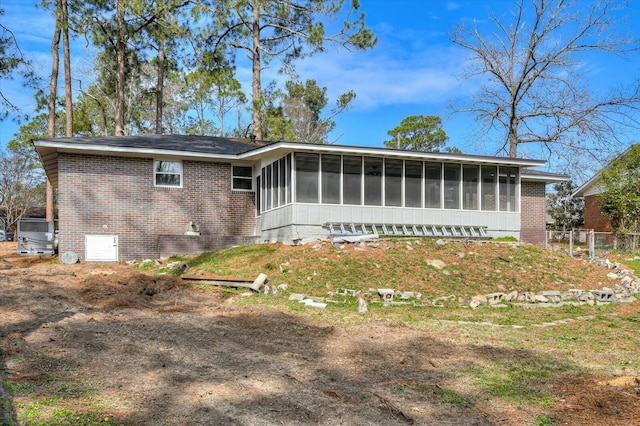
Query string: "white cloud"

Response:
xmin=292 ymin=43 xmax=472 ymax=112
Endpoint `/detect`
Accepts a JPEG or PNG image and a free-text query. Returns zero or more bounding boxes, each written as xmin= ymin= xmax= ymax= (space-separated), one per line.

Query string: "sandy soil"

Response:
xmin=1 ymin=241 xmax=640 ymax=425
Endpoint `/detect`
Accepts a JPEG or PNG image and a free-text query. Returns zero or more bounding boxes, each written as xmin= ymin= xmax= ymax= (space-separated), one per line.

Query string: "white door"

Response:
xmin=85 ymin=235 xmax=119 ymax=262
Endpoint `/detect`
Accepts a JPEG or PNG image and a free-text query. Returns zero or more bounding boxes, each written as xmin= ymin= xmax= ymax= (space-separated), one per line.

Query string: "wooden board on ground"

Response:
xmin=182 ymin=273 xmax=268 ymax=292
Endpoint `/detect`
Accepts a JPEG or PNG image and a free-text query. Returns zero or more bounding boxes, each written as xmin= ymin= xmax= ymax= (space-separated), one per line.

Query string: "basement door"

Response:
xmin=85 ymin=235 xmax=119 ymax=262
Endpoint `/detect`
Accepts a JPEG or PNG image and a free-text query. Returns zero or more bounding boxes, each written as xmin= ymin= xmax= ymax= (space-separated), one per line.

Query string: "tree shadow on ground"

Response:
xmin=2 ymin=268 xmax=640 ymax=425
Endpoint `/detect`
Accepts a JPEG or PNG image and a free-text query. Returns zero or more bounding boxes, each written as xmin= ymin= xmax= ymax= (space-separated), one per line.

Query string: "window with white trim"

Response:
xmin=232 ymin=165 xmax=253 ymax=191
xmin=154 ymin=160 xmax=182 ymax=187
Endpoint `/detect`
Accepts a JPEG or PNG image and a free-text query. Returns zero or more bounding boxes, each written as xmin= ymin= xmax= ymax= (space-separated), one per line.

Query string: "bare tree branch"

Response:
xmin=449 ymin=0 xmax=640 ymax=172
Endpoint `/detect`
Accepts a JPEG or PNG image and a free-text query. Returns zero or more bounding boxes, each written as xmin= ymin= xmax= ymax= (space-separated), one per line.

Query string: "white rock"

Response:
xmin=357 ymin=297 xmax=368 ymax=313
xmin=302 ymin=299 xmax=327 ymax=309
xmin=471 ymin=294 xmax=487 ymax=305
xmin=427 ymin=259 xmax=447 ymax=269
xmin=288 ymin=293 xmax=305 ymax=301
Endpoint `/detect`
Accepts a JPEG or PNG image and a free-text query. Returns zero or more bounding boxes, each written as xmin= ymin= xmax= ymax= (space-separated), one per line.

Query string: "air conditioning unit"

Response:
xmin=17 ymin=219 xmax=57 ymax=255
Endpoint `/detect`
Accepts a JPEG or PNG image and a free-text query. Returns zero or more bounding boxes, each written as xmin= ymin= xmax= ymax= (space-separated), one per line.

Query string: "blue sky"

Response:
xmin=1 ymin=0 xmax=639 ymax=177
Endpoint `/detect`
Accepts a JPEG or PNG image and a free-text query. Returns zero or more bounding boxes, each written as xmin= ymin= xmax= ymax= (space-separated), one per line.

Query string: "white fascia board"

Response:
xmin=237 ymin=142 xmax=547 ymax=167
xmin=520 ymin=173 xmax=569 ymax=183
xmin=573 ymin=144 xmax=638 ymax=197
xmin=33 ymin=139 xmax=547 ymax=167
xmin=572 ymin=175 xmax=601 ymax=197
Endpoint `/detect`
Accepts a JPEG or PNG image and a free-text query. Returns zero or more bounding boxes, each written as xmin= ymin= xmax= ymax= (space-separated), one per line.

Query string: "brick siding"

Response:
xmin=520 ymin=181 xmax=546 ymax=245
xmin=583 ymin=194 xmax=611 ymax=232
xmin=158 ymin=235 xmax=260 ymax=259
xmin=57 ymin=153 xmax=256 ymax=261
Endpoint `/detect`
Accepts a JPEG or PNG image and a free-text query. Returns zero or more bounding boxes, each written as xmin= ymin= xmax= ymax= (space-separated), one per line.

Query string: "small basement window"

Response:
xmin=232 ymin=165 xmax=253 ymax=190
xmin=154 ymin=160 xmax=182 ymax=187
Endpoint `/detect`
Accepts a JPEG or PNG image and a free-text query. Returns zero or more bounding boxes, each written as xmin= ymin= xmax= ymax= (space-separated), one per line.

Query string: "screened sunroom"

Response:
xmin=253 ymin=146 xmax=540 ymax=244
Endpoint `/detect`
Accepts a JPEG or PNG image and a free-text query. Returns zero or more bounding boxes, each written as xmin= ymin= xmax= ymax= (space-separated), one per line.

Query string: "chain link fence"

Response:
xmin=546 ymin=229 xmax=640 ymax=258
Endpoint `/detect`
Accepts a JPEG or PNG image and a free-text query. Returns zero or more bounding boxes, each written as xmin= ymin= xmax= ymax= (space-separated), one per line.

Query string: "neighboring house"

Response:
xmin=572 ymin=174 xmax=611 ymax=232
xmin=572 ymin=145 xmax=640 ymax=232
xmin=33 ymin=135 xmax=566 ymax=262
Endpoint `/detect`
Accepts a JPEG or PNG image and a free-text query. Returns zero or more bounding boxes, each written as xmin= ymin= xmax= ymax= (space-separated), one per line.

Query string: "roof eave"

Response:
xmin=572 ymin=175 xmax=600 ymax=197
xmin=33 ymin=139 xmax=550 ymax=166
xmin=33 ymin=140 xmax=243 ymax=161
xmin=239 ymin=141 xmax=547 ymax=167
xmin=520 ymin=173 xmax=569 ymax=184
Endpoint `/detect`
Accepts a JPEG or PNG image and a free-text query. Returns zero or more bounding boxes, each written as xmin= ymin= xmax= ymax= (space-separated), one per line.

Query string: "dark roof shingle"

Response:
xmin=35 ymin=134 xmax=271 ymax=156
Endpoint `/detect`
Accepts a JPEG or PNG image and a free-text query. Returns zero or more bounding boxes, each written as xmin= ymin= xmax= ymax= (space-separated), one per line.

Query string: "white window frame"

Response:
xmin=232 ymin=164 xmax=254 ymax=191
xmin=154 ymin=160 xmax=183 ymax=188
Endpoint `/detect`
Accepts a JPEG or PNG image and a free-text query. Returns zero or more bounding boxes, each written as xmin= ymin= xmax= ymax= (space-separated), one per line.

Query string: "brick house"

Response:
xmin=33 ymin=135 xmax=565 ymax=261
xmin=572 ymin=182 xmax=611 ymax=232
xmin=572 ymin=166 xmax=614 ymax=232
xmin=571 ymin=145 xmax=640 ymax=232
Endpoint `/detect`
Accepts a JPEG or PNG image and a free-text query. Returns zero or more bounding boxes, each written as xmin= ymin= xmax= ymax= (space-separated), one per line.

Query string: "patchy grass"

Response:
xmin=179 ymin=239 xmax=613 ymax=300
xmin=4 ymin=239 xmax=640 ymax=426
xmin=18 ymin=397 xmax=109 ymax=426
xmin=617 ymin=257 xmax=640 ymax=274
xmin=420 ymin=385 xmax=475 ymax=408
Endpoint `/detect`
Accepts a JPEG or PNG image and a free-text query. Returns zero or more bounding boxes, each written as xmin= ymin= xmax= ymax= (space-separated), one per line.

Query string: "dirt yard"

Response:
xmin=2 ymin=241 xmax=640 ymax=425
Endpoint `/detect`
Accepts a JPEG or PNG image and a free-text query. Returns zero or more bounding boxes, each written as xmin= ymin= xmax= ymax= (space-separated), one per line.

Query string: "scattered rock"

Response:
xmin=167 ymin=261 xmax=189 ymax=271
xmin=471 ymin=294 xmax=487 ymax=305
xmin=300 ymin=299 xmax=327 ymax=309
xmin=533 ymin=294 xmax=549 ymax=303
xmin=357 ymin=296 xmax=368 ymax=313
xmin=486 ymin=292 xmax=505 ymax=305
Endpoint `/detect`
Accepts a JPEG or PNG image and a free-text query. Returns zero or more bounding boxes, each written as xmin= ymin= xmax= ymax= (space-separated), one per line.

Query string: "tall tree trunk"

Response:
xmin=62 ymin=0 xmax=72 ymax=137
xmin=155 ymin=38 xmax=165 ymax=134
xmin=115 ymin=0 xmax=126 ymax=136
xmin=251 ymin=1 xmax=261 ymax=140
xmin=46 ymin=0 xmax=61 ymax=223
xmin=218 ymin=89 xmax=224 ymax=137
xmin=48 ymin=13 xmax=60 ymax=137
xmin=508 ymin=113 xmax=519 ymax=158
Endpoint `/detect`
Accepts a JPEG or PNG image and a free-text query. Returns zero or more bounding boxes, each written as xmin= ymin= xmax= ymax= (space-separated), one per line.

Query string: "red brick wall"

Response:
xmin=520 ymin=181 xmax=546 ymax=245
xmin=583 ymin=194 xmax=611 ymax=232
xmin=57 ymin=153 xmax=257 ymax=261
